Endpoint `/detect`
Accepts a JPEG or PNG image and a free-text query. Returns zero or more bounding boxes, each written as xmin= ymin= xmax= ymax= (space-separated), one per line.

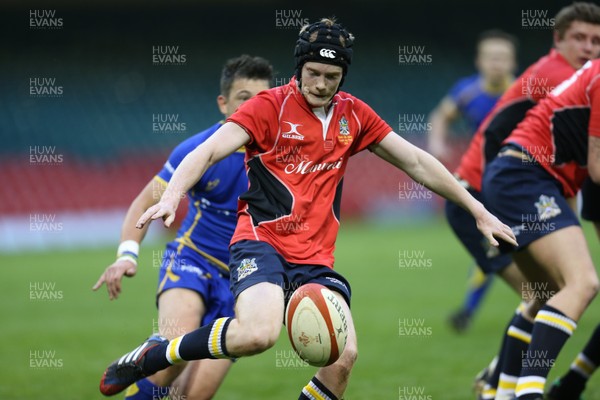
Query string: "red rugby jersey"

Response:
xmin=505 ymin=59 xmax=600 ymax=197
xmin=227 ymin=77 xmax=393 ymax=268
xmin=456 ymin=49 xmax=575 ymax=191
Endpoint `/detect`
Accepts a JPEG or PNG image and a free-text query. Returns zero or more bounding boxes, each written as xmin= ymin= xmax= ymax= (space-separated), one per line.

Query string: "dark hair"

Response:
xmin=555 ymin=2 xmax=600 ymax=39
xmin=477 ymin=29 xmax=519 ymax=52
xmin=220 ymin=55 xmax=273 ymax=97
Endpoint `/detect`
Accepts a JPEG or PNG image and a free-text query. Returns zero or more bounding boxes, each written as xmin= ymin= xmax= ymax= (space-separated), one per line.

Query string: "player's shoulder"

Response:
xmin=334 ymin=91 xmax=373 ymax=113
xmin=171 ymin=121 xmax=223 ymax=155
xmin=528 ymin=49 xmax=573 ymax=81
xmin=584 ymin=58 xmax=600 ymax=77
xmin=334 ymin=89 xmax=358 ymax=104
xmin=448 ymin=74 xmax=481 ymax=101
xmin=452 ymin=74 xmax=480 ymax=91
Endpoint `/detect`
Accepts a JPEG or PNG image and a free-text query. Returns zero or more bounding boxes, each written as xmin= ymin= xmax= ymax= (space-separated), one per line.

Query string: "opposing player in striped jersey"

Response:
xmin=99 ymin=18 xmax=517 ymax=400
xmin=94 ymin=55 xmax=273 ymax=399
xmin=480 ymin=58 xmax=600 ymax=400
xmin=445 ymin=4 xmax=600 ymax=398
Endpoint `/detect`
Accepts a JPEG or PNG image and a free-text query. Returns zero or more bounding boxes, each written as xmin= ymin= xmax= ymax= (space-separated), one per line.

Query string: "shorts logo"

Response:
xmin=282 ymin=121 xmax=304 ymax=140
xmin=534 ymin=194 xmax=561 ymax=221
xmin=237 ymin=258 xmax=258 ymax=281
xmin=325 ymin=276 xmax=348 ymax=290
xmin=319 ymin=48 xmax=336 ymax=59
xmin=337 ymin=116 xmax=352 ymax=145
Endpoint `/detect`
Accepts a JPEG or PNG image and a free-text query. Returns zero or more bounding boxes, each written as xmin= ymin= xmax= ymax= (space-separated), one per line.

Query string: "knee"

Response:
xmin=567 ymin=272 xmax=600 ymax=306
xmin=243 ymin=324 xmax=279 ymax=354
xmin=332 ymin=341 xmax=358 ymax=377
xmin=579 ymin=271 xmax=598 ymax=298
xmin=582 ymin=275 xmax=600 ymax=303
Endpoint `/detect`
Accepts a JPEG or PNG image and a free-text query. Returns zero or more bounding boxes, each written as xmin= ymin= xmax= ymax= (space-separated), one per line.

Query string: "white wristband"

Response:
xmin=117 ymin=240 xmax=139 ymax=259
xmin=116 ymin=255 xmax=138 ymax=266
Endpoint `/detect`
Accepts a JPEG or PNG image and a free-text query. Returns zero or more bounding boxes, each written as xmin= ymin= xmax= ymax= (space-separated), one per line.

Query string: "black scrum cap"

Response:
xmin=294 ymin=20 xmax=354 ymax=87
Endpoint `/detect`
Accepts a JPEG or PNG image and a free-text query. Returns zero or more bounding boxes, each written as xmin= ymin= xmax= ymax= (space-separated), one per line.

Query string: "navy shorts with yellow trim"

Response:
xmin=581 ymin=177 xmax=600 ymax=222
xmin=157 ymin=242 xmax=234 ymax=326
xmin=228 ymin=240 xmax=352 ymax=307
xmin=482 ymin=154 xmax=580 ymax=253
xmin=445 ymin=188 xmax=512 ymax=274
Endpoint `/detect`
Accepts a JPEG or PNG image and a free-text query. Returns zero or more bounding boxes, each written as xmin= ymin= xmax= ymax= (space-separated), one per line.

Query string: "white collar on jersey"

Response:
xmin=312 ymin=105 xmax=336 ymax=140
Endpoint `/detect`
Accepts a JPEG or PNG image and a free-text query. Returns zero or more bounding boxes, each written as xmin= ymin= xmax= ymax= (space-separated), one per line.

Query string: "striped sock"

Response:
xmin=487 ymin=303 xmax=526 ymax=394
xmin=479 ymin=384 xmax=496 ymax=399
xmin=299 ymin=377 xmax=338 ymax=400
xmin=166 ymin=317 xmax=233 ymax=363
xmin=516 ymin=305 xmax=577 ymax=399
xmin=496 ymin=312 xmax=533 ymax=399
xmin=558 ymin=323 xmax=600 ymax=395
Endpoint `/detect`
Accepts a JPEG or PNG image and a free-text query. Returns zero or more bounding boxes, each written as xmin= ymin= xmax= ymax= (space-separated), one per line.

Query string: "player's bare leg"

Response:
xmin=298 ymin=291 xmax=358 ymax=400
xmin=123 ymin=288 xmax=232 ymax=399
xmin=512 ymin=226 xmax=598 ymax=399
xmin=497 ymin=262 xmax=526 ymax=294
xmin=101 ymin=282 xmax=284 ymax=395
xmin=171 ymin=356 xmax=231 ymax=400
xmin=514 ymin=226 xmax=597 ymax=318
xmin=224 ymin=282 xmax=284 ymax=355
xmin=154 ymin=288 xmax=232 ymax=399
xmin=151 ymin=288 xmax=204 ymax=385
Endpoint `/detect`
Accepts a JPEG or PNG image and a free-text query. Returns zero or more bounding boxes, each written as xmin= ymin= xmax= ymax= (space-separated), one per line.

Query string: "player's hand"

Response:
xmin=475 ymin=210 xmax=518 ymax=248
xmin=136 ymin=200 xmax=177 ymax=229
xmin=92 ymin=259 xmax=137 ymax=300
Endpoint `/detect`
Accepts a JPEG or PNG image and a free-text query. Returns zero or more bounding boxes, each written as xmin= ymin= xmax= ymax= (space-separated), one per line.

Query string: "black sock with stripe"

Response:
xmin=143 ymin=317 xmax=233 ymax=373
xmin=495 ymin=312 xmax=534 ymax=398
xmin=299 ymin=376 xmax=339 ymax=400
xmin=481 ymin=308 xmax=521 ymax=399
xmin=516 ymin=305 xmax=576 ymax=400
xmin=173 ymin=317 xmax=233 ymax=361
xmin=558 ymin=323 xmax=600 ymax=394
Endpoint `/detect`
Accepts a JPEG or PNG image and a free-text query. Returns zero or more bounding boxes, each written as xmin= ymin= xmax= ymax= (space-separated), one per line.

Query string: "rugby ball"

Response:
xmin=285 ymin=283 xmax=348 ymax=367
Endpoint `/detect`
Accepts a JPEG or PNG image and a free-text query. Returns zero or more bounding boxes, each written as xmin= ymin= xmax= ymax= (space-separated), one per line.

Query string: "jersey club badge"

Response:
xmin=337 ymin=116 xmax=352 ymax=145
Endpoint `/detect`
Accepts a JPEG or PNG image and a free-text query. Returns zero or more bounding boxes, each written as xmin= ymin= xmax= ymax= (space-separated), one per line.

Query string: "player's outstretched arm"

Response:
xmin=136 ymin=122 xmax=250 ymax=229
xmin=370 ymin=132 xmax=517 ymax=247
xmin=92 ymin=179 xmax=164 ymax=299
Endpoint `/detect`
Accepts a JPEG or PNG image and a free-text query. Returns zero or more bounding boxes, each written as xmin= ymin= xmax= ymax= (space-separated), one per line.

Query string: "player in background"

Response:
xmin=428 ymin=29 xmax=518 ymax=160
xmin=93 ymin=55 xmax=273 ymax=399
xmin=99 ymin=18 xmax=517 ymax=400
xmin=480 ymin=57 xmax=600 ymax=400
xmin=466 ymin=4 xmax=600 ymax=399
xmin=428 ymin=30 xmax=518 ymax=332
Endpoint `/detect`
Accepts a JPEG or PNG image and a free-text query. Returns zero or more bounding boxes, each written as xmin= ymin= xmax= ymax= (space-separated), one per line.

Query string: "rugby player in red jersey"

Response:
xmin=480 ymin=58 xmax=600 ymax=400
xmin=99 ymin=18 xmax=516 ymax=399
xmin=443 ymin=4 xmax=600 ymax=398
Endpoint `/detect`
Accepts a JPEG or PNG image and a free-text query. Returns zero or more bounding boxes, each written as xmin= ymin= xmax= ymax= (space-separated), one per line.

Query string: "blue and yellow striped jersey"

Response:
xmin=448 ymin=74 xmax=506 ymax=132
xmin=155 ymin=121 xmax=246 ymax=270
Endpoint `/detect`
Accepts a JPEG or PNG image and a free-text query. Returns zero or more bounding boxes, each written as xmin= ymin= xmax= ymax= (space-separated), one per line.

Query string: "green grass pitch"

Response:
xmin=2 ymin=219 xmax=600 ymax=399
